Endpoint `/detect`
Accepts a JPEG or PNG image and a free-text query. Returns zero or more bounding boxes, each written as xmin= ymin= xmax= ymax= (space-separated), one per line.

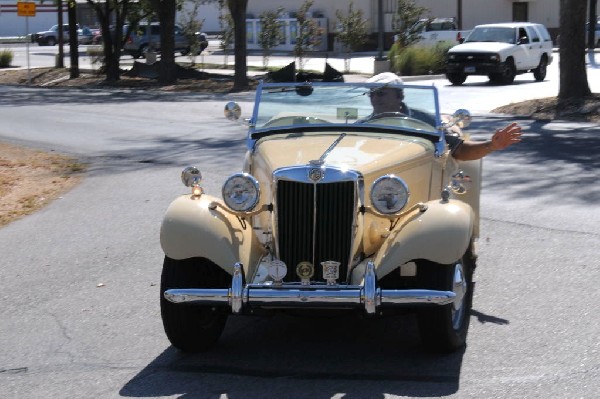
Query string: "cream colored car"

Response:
xmin=160 ymin=81 xmax=481 ymax=353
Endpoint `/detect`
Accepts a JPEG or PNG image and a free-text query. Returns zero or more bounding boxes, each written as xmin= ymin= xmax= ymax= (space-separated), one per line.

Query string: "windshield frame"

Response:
xmin=247 ymin=81 xmax=445 ymax=155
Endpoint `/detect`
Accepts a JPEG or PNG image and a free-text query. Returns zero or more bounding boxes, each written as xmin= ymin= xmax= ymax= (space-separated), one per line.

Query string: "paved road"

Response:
xmin=0 ymin=55 xmax=599 ymax=398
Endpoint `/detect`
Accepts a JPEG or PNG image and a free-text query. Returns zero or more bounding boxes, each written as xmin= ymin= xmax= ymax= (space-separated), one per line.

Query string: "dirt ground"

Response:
xmin=0 ymin=142 xmax=84 ymax=227
xmin=0 ymin=66 xmax=598 ymax=227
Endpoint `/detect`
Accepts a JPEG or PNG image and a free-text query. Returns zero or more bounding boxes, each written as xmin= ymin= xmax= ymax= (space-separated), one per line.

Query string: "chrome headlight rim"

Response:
xmin=222 ymin=172 xmax=261 ymax=212
xmin=181 ymin=166 xmax=202 ymax=187
xmin=370 ymin=174 xmax=410 ymax=215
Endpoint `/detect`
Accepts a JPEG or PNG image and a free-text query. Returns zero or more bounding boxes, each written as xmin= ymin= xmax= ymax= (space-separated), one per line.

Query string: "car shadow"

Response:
xmin=120 ymin=312 xmax=468 ymax=398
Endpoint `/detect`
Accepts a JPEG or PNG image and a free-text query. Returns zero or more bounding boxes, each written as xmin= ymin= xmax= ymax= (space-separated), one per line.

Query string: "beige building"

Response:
xmin=238 ymin=0 xmax=597 ymax=47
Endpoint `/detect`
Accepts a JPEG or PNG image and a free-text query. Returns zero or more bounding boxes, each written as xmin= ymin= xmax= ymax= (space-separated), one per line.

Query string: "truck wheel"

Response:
xmin=160 ymin=256 xmax=231 ymax=352
xmin=533 ymin=56 xmax=548 ymax=82
xmin=499 ymin=59 xmax=516 ymax=85
xmin=447 ymin=73 xmax=467 ymax=86
xmin=46 ymin=37 xmax=56 ymax=46
xmin=416 ymin=247 xmax=475 ymax=353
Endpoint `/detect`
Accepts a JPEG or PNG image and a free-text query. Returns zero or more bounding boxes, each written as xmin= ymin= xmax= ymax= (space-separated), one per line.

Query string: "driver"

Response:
xmin=364 ymin=72 xmax=522 ymax=161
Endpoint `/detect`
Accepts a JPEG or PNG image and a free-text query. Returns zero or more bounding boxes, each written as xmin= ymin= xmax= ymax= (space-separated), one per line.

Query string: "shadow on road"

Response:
xmin=0 ymin=86 xmax=255 ymax=107
xmin=120 ymin=312 xmax=466 ymax=398
xmin=469 ymin=117 xmax=600 ymax=205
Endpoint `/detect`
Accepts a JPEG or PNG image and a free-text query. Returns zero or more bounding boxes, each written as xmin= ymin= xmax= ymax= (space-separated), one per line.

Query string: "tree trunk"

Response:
xmin=228 ymin=0 xmax=249 ymax=91
xmin=68 ymin=0 xmax=79 ymax=78
xmin=89 ymin=0 xmax=120 ymax=82
xmin=589 ymin=0 xmax=598 ymax=49
xmin=156 ymin=0 xmax=177 ymax=85
xmin=558 ymin=0 xmax=591 ymax=100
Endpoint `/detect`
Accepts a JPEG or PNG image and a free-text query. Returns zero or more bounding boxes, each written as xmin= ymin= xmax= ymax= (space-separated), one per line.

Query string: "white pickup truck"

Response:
xmin=408 ymin=18 xmax=470 ymax=47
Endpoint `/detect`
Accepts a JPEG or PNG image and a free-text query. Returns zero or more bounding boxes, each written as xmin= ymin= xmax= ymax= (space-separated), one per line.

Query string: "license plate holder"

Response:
xmin=464 ymin=66 xmax=476 ymax=73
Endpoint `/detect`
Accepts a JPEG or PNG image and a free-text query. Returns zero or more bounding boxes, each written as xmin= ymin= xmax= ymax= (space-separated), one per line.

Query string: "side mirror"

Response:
xmin=224 ymin=102 xmax=241 ymax=121
xmin=518 ymin=36 xmax=529 ymax=45
xmin=441 ymin=109 xmax=472 ymax=130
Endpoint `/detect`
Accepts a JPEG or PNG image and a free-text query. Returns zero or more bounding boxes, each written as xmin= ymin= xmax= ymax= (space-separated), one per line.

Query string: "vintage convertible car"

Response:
xmin=160 ymin=80 xmax=481 ymax=353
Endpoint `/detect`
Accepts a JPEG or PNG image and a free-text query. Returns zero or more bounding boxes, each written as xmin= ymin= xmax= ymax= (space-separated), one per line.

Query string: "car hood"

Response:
xmin=449 ymin=42 xmax=513 ymax=53
xmin=252 ymin=133 xmax=434 ymax=179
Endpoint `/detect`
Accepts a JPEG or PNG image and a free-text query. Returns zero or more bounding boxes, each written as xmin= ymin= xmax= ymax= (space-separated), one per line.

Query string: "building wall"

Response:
xmin=0 ymin=2 xmax=67 ymax=37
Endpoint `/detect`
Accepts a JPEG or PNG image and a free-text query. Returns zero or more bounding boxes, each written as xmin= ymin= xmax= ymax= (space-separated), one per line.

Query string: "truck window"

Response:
xmin=526 ymin=26 xmax=540 ymax=43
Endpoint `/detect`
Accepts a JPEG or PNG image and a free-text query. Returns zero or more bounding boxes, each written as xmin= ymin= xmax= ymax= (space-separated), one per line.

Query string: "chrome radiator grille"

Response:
xmin=276 ymin=180 xmax=355 ymax=282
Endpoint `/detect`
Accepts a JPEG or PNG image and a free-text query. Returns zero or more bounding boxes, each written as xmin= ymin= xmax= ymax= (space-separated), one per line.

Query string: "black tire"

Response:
xmin=416 ymin=246 xmax=475 ymax=353
xmin=533 ymin=56 xmax=548 ymax=82
xmin=160 ymin=256 xmax=231 ymax=352
xmin=180 ymin=47 xmax=190 ymax=56
xmin=498 ymin=59 xmax=516 ymax=85
xmin=46 ymin=37 xmax=56 ymax=46
xmin=488 ymin=73 xmax=501 ymax=83
xmin=447 ymin=72 xmax=467 ymax=86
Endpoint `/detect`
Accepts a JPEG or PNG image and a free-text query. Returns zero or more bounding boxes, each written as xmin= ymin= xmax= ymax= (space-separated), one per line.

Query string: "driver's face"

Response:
xmin=369 ymin=88 xmax=403 ymax=114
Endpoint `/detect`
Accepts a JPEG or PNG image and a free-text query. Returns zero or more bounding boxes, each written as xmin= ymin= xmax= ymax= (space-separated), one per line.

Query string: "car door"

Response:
xmin=512 ymin=27 xmax=537 ymax=70
xmin=524 ymin=25 xmax=543 ymax=68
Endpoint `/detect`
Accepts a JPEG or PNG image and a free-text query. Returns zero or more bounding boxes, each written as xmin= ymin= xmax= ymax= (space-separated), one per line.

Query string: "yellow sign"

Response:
xmin=17 ymin=2 xmax=36 ymax=17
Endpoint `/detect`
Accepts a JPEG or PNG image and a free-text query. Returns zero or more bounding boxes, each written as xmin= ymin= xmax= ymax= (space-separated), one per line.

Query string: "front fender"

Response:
xmin=372 ymin=199 xmax=474 ymax=279
xmin=160 ymin=194 xmax=265 ymax=275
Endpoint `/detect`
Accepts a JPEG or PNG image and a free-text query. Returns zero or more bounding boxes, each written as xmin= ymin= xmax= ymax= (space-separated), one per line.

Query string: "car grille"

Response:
xmin=449 ymin=53 xmax=494 ymax=63
xmin=275 ymin=180 xmax=356 ymax=283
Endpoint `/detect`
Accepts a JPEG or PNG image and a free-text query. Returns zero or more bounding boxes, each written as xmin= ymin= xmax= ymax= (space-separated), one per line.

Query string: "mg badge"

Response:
xmin=308 ymin=168 xmax=324 ymax=182
xmin=296 ymin=261 xmax=314 ymax=285
xmin=321 ymin=261 xmax=340 ymax=285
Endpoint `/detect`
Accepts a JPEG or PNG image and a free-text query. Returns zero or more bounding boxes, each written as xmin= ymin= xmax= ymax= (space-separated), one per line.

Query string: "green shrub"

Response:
xmin=0 ymin=49 xmax=14 ymax=68
xmin=388 ymin=42 xmax=453 ymax=76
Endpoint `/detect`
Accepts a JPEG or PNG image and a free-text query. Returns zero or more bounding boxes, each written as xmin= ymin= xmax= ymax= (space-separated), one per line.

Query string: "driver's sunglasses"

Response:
xmin=368 ymin=89 xmax=389 ymax=98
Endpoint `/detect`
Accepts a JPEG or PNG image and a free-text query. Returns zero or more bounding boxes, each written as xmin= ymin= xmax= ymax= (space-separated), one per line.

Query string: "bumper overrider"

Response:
xmin=164 ymin=261 xmax=457 ymax=315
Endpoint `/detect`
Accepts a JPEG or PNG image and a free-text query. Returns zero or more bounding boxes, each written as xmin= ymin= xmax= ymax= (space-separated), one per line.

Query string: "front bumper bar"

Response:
xmin=164 ymin=262 xmax=456 ymax=315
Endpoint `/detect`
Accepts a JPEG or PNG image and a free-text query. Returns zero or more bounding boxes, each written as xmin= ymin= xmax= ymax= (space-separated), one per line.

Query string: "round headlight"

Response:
xmin=370 ymin=175 xmax=410 ymax=215
xmin=222 ymin=173 xmax=260 ymax=212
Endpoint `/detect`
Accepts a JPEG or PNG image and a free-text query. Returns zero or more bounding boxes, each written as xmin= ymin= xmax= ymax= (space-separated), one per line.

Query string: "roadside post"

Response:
xmin=17 ymin=1 xmax=36 ymax=84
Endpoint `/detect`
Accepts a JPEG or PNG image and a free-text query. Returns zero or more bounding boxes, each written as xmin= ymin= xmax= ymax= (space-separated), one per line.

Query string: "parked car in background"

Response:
xmin=122 ymin=23 xmax=207 ymax=59
xmin=32 ymin=24 xmax=79 ymax=46
xmin=77 ymin=26 xmax=95 ymax=45
xmin=586 ymin=21 xmax=600 ymax=47
xmin=445 ymin=22 xmax=553 ymax=85
xmin=159 ymin=80 xmax=481 ymax=354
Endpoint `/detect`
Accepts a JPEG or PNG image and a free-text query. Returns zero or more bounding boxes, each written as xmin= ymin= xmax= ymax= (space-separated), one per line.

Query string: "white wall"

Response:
xmin=0 ymin=2 xmax=67 ymax=37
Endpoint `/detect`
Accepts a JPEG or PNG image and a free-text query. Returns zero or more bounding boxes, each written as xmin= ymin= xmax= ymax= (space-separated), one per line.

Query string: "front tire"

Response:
xmin=416 ymin=247 xmax=475 ymax=353
xmin=46 ymin=37 xmax=56 ymax=46
xmin=160 ymin=256 xmax=231 ymax=352
xmin=447 ymin=72 xmax=467 ymax=86
xmin=498 ymin=59 xmax=516 ymax=85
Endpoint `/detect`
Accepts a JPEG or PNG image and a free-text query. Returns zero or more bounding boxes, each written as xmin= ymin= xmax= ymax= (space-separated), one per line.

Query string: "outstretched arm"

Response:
xmin=453 ymin=122 xmax=522 ymax=161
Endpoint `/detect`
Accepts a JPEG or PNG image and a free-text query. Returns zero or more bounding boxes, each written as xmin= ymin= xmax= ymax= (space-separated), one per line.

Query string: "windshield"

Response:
xmin=465 ymin=27 xmax=516 ymax=44
xmin=250 ymin=82 xmax=442 ymax=139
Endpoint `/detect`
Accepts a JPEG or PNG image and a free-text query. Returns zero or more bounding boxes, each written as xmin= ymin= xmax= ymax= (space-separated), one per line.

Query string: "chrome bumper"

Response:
xmin=164 ymin=262 xmax=456 ymax=315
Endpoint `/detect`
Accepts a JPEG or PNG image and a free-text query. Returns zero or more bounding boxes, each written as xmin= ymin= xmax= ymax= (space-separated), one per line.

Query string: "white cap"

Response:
xmin=366 ymin=72 xmax=403 ymax=85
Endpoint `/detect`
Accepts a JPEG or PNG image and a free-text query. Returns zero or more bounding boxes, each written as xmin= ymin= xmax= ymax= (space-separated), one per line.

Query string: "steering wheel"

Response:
xmin=264 ymin=116 xmax=331 ymax=127
xmin=363 ymin=112 xmax=408 ymax=122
